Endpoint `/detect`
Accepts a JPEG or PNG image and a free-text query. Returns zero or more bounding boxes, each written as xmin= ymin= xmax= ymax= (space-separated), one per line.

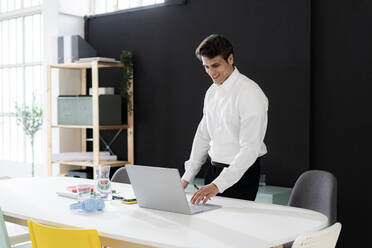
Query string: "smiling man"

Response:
xmin=181 ymin=34 xmax=269 ymax=204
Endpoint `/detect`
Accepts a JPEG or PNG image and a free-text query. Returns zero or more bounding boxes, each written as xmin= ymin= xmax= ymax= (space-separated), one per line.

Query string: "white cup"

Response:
xmin=76 ymin=184 xmax=91 ymax=202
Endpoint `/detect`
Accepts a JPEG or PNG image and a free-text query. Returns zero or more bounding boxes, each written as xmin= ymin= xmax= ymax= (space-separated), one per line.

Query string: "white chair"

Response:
xmin=0 ymin=177 xmax=30 ymax=247
xmin=5 ymin=222 xmax=30 ymax=246
xmin=1 ymin=208 xmax=31 ymax=248
xmin=292 ymin=222 xmax=342 ymax=248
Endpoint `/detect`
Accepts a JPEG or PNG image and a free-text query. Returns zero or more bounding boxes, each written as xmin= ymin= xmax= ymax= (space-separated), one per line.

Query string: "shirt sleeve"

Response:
xmin=182 ymin=114 xmax=211 ymax=183
xmin=212 ymin=89 xmax=268 ymax=193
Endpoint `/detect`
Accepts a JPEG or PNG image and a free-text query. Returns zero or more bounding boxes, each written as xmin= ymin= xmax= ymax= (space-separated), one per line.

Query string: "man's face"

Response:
xmin=201 ymin=54 xmax=234 ymax=85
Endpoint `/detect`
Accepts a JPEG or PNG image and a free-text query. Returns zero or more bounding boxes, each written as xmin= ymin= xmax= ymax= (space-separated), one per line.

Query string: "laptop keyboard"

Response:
xmin=188 ymin=202 xmax=206 ymax=211
xmin=187 ymin=202 xmax=221 ymax=214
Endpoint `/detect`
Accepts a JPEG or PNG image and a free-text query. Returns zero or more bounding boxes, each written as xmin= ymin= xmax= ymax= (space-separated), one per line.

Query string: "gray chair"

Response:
xmin=288 ymin=170 xmax=337 ymax=225
xmin=283 ymin=170 xmax=338 ymax=248
xmin=111 ymin=167 xmax=130 ymax=184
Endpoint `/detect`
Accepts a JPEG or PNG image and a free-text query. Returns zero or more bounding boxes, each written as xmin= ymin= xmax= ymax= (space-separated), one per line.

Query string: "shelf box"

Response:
xmin=58 ymin=95 xmax=122 ymax=125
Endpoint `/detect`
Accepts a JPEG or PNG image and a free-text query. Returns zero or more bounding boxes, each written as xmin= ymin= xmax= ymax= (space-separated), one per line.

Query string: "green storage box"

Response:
xmin=57 ymin=95 xmax=122 ymax=125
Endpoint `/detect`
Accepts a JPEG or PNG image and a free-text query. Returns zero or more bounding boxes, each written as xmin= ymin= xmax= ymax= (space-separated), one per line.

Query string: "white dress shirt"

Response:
xmin=182 ymin=68 xmax=268 ymax=193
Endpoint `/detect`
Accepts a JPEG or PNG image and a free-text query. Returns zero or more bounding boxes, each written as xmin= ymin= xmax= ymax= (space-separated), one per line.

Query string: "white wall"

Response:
xmin=57 ymin=13 xmax=85 ymax=165
xmin=44 ymin=1 xmax=87 ymax=176
xmin=59 ymin=0 xmax=90 ymax=17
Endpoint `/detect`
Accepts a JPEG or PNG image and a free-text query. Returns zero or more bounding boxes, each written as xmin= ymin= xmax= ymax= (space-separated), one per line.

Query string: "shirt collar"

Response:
xmin=214 ymin=67 xmax=239 ymax=92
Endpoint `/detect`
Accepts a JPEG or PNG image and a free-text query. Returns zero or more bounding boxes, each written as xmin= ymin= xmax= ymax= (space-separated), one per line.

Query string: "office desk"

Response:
xmin=0 ymin=177 xmax=327 ymax=248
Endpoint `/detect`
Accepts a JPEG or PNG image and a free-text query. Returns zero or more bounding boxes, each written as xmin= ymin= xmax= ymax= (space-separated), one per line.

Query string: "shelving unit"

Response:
xmin=46 ymin=60 xmax=134 ymax=177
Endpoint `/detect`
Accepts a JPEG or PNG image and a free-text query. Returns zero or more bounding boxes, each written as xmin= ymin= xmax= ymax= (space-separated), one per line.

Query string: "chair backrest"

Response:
xmin=111 ymin=167 xmax=130 ymax=184
xmin=0 ymin=208 xmax=11 ymax=248
xmin=27 ymin=219 xmax=101 ymax=248
xmin=288 ymin=170 xmax=337 ymax=225
xmin=292 ymin=222 xmax=341 ymax=248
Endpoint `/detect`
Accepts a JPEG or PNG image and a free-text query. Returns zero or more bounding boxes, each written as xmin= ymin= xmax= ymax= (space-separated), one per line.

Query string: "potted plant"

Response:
xmin=120 ymin=50 xmax=134 ymax=114
xmin=15 ymin=95 xmax=43 ymax=177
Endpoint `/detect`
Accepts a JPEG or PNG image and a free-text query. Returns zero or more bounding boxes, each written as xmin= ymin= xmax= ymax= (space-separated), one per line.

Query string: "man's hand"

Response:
xmin=181 ymin=179 xmax=189 ymax=189
xmin=191 ymin=183 xmax=219 ymax=205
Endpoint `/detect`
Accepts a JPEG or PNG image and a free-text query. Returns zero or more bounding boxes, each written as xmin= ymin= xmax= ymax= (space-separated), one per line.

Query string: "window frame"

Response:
xmin=0 ymin=2 xmax=43 ymax=163
xmin=88 ymin=0 xmax=186 ymax=16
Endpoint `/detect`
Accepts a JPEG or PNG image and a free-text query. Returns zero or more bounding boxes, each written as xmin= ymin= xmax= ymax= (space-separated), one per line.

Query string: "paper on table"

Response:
xmin=56 ymin=191 xmax=78 ymax=199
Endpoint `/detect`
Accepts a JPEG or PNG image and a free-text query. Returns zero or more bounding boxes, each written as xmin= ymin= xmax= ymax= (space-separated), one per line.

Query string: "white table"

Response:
xmin=0 ymin=177 xmax=327 ymax=248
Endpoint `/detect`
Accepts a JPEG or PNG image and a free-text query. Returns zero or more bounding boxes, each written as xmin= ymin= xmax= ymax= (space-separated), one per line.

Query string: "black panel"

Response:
xmin=311 ymin=0 xmax=372 ymax=247
xmin=85 ymin=0 xmax=310 ymax=186
xmin=83 ymin=1 xmax=372 ymax=247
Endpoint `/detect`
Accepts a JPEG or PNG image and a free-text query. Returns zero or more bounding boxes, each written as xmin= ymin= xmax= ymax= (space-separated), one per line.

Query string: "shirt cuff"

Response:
xmin=211 ymin=176 xmax=228 ymax=193
xmin=181 ymin=169 xmax=196 ymax=183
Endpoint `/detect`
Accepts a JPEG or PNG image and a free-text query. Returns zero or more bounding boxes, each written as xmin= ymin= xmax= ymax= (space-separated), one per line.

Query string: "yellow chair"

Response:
xmin=27 ymin=219 xmax=101 ymax=248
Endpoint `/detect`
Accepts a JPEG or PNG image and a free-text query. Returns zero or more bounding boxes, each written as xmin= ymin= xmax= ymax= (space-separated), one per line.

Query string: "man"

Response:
xmin=181 ymin=34 xmax=268 ymax=204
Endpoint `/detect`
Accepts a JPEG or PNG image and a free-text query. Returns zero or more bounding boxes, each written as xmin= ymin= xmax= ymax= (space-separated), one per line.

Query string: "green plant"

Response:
xmin=120 ymin=50 xmax=134 ymax=114
xmin=15 ymin=95 xmax=43 ymax=177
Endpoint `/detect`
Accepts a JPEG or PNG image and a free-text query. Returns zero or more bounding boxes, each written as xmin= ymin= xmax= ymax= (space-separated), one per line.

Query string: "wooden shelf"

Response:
xmin=51 ymin=125 xmax=129 ymax=130
xmin=50 ymin=61 xmax=124 ymax=69
xmin=53 ymin=160 xmax=130 ymax=167
xmin=47 ymin=60 xmax=134 ymax=177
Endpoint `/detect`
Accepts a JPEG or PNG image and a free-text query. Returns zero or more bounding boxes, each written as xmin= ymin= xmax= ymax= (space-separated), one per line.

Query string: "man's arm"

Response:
xmin=181 ymin=114 xmax=211 ymax=188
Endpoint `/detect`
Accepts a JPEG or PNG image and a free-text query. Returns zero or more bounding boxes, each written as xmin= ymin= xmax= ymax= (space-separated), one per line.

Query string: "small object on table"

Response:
xmin=70 ymin=198 xmax=105 ymax=213
xmin=121 ymin=198 xmax=137 ymax=205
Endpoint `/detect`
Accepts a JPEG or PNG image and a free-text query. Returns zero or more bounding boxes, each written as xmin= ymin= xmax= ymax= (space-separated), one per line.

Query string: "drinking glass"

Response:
xmin=95 ymin=165 xmax=111 ymax=200
xmin=76 ymin=184 xmax=91 ymax=202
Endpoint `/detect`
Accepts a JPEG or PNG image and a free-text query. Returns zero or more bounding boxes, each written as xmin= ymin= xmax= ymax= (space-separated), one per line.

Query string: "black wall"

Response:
xmin=85 ymin=0 xmax=372 ymax=247
xmin=86 ymin=0 xmax=311 ymax=187
xmin=310 ymin=0 xmax=371 ymax=247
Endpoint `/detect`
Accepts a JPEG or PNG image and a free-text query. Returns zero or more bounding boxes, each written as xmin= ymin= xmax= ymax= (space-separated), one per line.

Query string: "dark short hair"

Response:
xmin=195 ymin=34 xmax=234 ymax=61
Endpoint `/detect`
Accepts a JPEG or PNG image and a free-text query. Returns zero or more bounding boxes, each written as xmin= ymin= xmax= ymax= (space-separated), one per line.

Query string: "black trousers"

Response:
xmin=204 ymin=157 xmax=261 ymax=201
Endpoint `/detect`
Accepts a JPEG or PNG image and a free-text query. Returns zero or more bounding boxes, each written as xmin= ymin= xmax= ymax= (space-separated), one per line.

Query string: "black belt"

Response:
xmin=211 ymin=160 xmax=229 ymax=168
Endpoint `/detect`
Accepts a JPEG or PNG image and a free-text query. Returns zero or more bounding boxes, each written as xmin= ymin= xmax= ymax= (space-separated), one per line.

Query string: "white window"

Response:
xmin=0 ymin=0 xmax=42 ymax=13
xmin=0 ymin=0 xmax=43 ymax=165
xmin=93 ymin=0 xmax=165 ymax=15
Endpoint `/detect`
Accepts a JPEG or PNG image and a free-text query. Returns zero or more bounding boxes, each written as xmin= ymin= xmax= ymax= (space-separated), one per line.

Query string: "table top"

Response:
xmin=0 ymin=177 xmax=327 ymax=248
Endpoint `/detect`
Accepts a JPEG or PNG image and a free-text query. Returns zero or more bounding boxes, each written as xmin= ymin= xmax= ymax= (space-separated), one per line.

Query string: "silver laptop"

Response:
xmin=126 ymin=165 xmax=221 ymax=215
